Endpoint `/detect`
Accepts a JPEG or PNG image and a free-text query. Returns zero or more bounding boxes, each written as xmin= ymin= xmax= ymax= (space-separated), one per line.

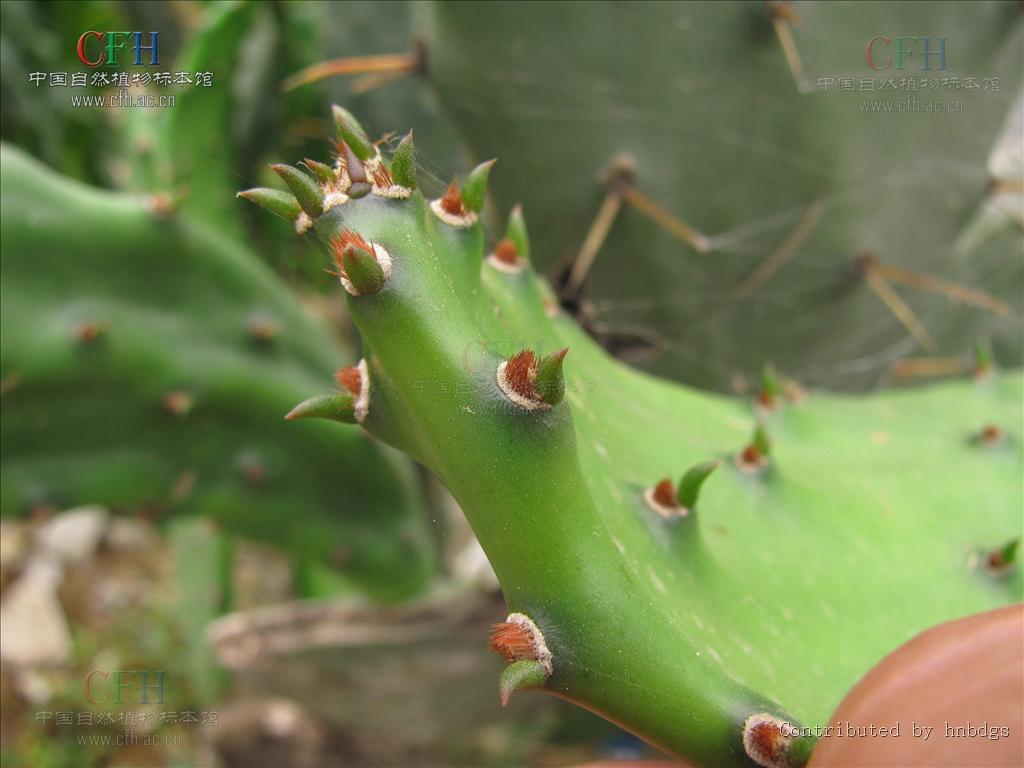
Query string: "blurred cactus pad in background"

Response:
xmin=1 ymin=1 xmax=1022 ymax=768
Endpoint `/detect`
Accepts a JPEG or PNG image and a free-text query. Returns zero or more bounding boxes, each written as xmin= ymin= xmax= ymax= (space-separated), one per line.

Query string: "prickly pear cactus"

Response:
xmin=411 ymin=1 xmax=1024 ymax=392
xmin=0 ymin=144 xmax=434 ymax=602
xmin=244 ymin=108 xmax=1022 ymax=766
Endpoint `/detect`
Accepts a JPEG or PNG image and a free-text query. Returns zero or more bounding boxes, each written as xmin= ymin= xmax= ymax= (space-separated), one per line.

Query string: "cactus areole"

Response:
xmin=242 ymin=108 xmax=1023 ymax=767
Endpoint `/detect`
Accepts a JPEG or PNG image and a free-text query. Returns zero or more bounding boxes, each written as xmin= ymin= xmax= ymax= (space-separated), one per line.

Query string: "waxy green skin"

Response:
xmin=256 ymin=115 xmax=1022 ymax=765
xmin=0 ymin=145 xmax=434 ymax=602
xmin=412 ymin=1 xmax=1024 ymax=392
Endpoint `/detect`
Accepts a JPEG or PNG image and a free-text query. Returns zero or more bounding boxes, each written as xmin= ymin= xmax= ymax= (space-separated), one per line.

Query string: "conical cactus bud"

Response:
xmin=460 ymin=159 xmax=496 ymax=214
xmin=303 ymin=158 xmax=335 ymax=184
xmin=534 ymin=348 xmax=568 ymax=406
xmin=645 ymin=477 xmax=687 ymax=518
xmin=974 ymin=423 xmax=1005 ymax=447
xmin=390 ymin=131 xmax=417 ymax=190
xmin=270 ymin=164 xmax=323 ymax=218
xmin=343 ymin=247 xmax=386 ymax=295
xmin=237 ymin=187 xmax=301 ymax=222
xmin=330 ymin=231 xmax=392 ymax=296
xmin=489 ymin=205 xmax=530 ymax=273
xmin=737 ymin=424 xmax=772 ymax=473
xmin=758 ymin=364 xmax=782 ymax=410
xmin=497 ymin=348 xmax=568 ymax=410
xmin=505 ymin=204 xmax=529 ymax=259
xmin=974 ymin=338 xmax=994 ymax=379
xmin=677 ymin=460 xmax=720 ymax=511
xmin=342 ymin=142 xmax=368 ymax=184
xmin=498 ymin=659 xmax=549 ymax=707
xmin=285 ymin=393 xmax=356 ymax=424
xmin=985 ymin=538 xmax=1019 ymax=575
xmin=332 ymin=104 xmax=375 ymax=161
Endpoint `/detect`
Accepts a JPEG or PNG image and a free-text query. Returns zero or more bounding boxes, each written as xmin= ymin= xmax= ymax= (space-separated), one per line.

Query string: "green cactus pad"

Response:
xmin=0 ymin=144 xmax=434 ymax=602
xmin=249 ymin=111 xmax=1022 ymax=765
xmin=412 ymin=1 xmax=1024 ymax=392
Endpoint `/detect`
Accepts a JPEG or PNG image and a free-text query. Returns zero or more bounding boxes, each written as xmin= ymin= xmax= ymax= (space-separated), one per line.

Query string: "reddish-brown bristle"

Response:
xmin=74 ymin=322 xmax=105 ymax=344
xmin=741 ymin=444 xmax=762 ymax=465
xmin=248 ymin=318 xmax=277 ymax=343
xmin=162 ymin=390 xmax=193 ymax=417
xmin=335 ymin=366 xmax=363 ymax=395
xmin=493 ymin=238 xmax=519 ymax=265
xmin=756 ymin=390 xmax=777 ymax=409
xmin=243 ymin=464 xmax=266 ymax=486
xmin=505 ymin=349 xmax=537 ymax=399
xmin=372 ymin=165 xmax=393 ymax=188
xmin=978 ymin=424 xmax=1003 ymax=445
xmin=746 ymin=720 xmax=790 ymax=766
xmin=489 ymin=622 xmax=536 ymax=663
xmin=330 ymin=230 xmax=375 ymax=277
xmin=652 ymin=479 xmax=676 ymax=508
xmin=440 ymin=180 xmax=465 ymax=216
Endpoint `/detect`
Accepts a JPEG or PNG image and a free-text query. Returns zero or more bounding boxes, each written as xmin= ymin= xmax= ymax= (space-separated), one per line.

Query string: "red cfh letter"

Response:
xmin=866 ymin=35 xmax=892 ymax=71
xmin=77 ymin=31 xmax=104 ymax=66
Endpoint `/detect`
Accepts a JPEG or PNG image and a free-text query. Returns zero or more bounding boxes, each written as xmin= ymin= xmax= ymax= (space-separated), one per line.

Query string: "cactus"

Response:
xmin=0 ymin=144 xmax=435 ymax=602
xmin=244 ymin=108 xmax=1022 ymax=766
xmin=406 ymin=1 xmax=1023 ymax=392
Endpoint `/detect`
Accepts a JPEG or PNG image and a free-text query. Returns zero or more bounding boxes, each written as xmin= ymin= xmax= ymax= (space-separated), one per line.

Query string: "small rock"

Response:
xmin=36 ymin=505 xmax=109 ymax=564
xmin=0 ymin=521 xmax=28 ymax=583
xmin=104 ymin=517 xmax=159 ymax=552
xmin=0 ymin=558 xmax=71 ymax=665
